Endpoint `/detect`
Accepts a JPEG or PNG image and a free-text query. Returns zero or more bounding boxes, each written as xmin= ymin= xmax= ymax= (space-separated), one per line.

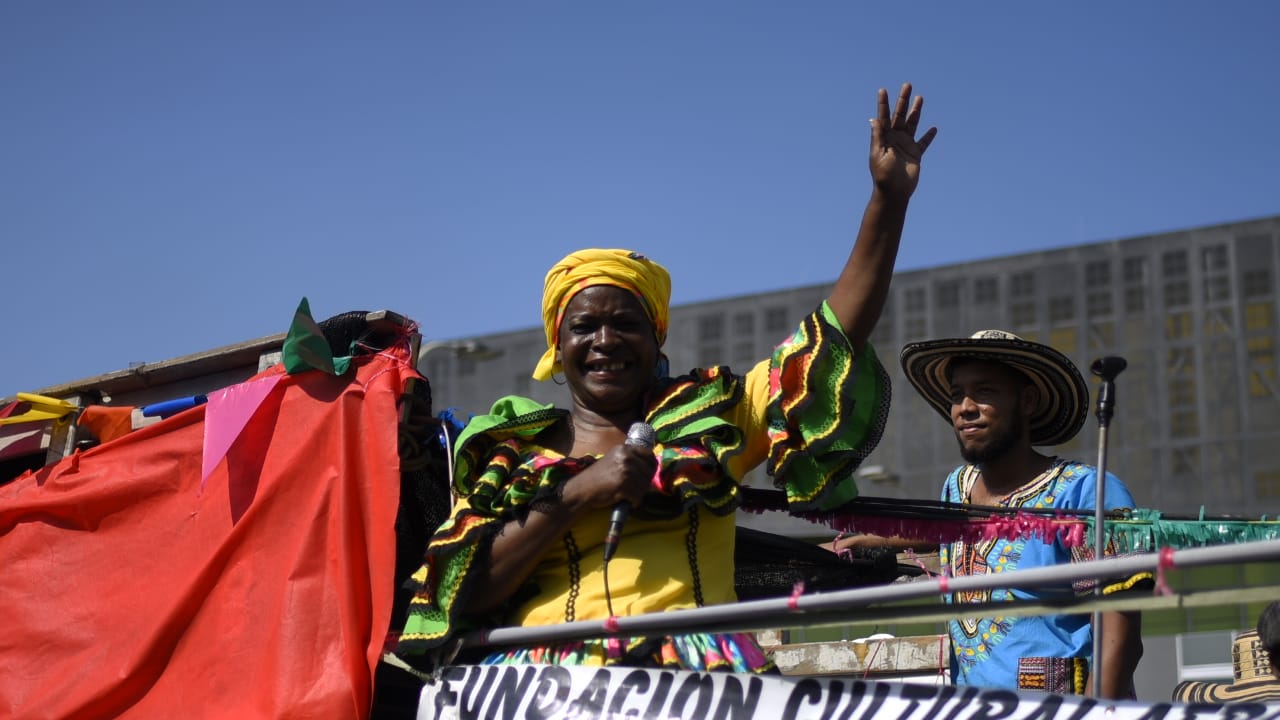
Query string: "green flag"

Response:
xmin=282 ymin=298 xmax=352 ymax=376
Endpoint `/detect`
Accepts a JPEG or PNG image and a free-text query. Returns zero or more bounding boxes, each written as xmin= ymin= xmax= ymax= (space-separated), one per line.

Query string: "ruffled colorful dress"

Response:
xmin=397 ymin=302 xmax=890 ymax=672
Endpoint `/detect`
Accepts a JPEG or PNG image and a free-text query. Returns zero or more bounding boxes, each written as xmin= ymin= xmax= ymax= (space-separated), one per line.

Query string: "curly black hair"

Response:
xmin=1258 ymin=601 xmax=1280 ymax=680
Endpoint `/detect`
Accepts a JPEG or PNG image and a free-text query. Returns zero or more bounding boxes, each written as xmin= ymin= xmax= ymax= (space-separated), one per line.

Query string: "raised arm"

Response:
xmin=826 ymin=82 xmax=937 ymax=351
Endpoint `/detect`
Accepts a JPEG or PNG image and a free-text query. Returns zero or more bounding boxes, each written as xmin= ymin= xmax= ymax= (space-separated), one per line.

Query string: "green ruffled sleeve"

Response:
xmin=397 ymin=395 xmax=567 ymax=663
xmin=757 ymin=301 xmax=891 ymax=511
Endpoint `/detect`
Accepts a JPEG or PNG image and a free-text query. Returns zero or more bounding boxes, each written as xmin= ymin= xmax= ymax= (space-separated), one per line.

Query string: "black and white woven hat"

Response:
xmin=1173 ymin=631 xmax=1280 ymax=704
xmin=899 ymin=329 xmax=1089 ymax=446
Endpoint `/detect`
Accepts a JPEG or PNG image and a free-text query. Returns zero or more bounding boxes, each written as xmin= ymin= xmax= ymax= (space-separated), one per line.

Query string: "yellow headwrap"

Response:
xmin=533 ymin=248 xmax=672 ymax=381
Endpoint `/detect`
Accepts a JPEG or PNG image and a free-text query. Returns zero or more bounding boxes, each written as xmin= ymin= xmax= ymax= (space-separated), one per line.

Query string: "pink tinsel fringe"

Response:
xmin=753 ymin=509 xmax=1089 ymax=549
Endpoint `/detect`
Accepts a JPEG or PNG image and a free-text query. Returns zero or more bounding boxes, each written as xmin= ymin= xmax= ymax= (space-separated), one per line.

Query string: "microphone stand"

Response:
xmin=1089 ymin=356 xmax=1126 ymax=699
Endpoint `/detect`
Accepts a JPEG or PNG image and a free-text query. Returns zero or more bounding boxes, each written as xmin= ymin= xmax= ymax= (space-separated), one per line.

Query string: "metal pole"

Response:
xmin=1089 ymin=356 xmax=1126 ymax=698
xmin=463 ymin=538 xmax=1280 ymax=649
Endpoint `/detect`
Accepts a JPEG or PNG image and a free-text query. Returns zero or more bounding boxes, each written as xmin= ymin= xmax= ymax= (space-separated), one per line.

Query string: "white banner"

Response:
xmin=419 ymin=664 xmax=1280 ymax=720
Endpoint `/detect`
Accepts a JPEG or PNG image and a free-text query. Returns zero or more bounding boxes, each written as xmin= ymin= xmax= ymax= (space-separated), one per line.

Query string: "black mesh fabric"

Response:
xmin=317 ymin=310 xmax=400 ymax=359
xmin=371 ymin=372 xmax=449 ymax=719
xmin=733 ymin=526 xmax=910 ymax=600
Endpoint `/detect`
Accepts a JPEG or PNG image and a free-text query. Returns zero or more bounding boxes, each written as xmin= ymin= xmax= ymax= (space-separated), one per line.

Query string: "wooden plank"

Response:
xmin=772 ymin=634 xmax=949 ymax=677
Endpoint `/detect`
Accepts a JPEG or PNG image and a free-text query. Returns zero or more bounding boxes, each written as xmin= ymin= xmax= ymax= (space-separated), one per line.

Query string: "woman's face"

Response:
xmin=556 ymin=285 xmax=660 ymax=417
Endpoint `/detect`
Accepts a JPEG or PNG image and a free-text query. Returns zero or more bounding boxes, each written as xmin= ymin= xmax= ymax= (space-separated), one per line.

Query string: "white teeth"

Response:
xmin=591 ymin=362 xmax=626 ymax=371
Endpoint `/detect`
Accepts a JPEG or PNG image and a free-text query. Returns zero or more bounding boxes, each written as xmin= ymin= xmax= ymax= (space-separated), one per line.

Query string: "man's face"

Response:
xmin=947 ymin=360 xmax=1033 ymax=465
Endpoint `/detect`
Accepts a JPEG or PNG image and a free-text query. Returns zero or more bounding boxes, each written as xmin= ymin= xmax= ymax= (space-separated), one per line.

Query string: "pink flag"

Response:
xmin=201 ymin=373 xmax=284 ymax=486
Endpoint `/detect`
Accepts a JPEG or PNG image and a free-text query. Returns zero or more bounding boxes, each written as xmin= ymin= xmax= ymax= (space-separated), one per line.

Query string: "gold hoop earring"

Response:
xmin=552 ymin=373 xmax=567 ymax=386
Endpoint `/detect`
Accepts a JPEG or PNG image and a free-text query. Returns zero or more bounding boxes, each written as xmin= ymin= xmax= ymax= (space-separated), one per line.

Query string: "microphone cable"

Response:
xmin=603 ymin=421 xmax=656 ymax=618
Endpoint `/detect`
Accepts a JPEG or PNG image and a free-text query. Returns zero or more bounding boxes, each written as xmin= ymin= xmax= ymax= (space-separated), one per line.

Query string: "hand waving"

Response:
xmin=869 ymin=82 xmax=937 ymax=200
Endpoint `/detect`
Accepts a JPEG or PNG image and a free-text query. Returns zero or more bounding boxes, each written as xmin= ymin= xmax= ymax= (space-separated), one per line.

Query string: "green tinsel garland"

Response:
xmin=1092 ymin=508 xmax=1280 ymax=551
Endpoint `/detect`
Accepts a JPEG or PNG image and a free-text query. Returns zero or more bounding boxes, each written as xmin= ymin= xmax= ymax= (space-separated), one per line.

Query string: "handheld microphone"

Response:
xmin=602 ymin=421 xmax=656 ymax=562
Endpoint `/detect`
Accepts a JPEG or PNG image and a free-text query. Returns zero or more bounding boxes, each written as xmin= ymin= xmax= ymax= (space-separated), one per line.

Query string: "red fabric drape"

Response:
xmin=0 ymin=354 xmax=410 ymax=719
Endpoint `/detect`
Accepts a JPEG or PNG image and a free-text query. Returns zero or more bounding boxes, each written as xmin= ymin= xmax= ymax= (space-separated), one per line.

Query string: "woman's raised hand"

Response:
xmin=869 ymin=82 xmax=937 ymax=201
xmin=823 ymin=82 xmax=939 ymax=348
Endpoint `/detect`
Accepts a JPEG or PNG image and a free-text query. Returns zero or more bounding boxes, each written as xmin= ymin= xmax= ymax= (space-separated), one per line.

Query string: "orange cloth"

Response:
xmin=77 ymin=404 xmax=137 ymax=444
xmin=0 ymin=353 xmax=410 ymax=719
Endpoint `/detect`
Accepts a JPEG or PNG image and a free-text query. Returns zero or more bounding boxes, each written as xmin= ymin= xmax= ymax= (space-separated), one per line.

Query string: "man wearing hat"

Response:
xmin=900 ymin=330 xmax=1148 ymax=699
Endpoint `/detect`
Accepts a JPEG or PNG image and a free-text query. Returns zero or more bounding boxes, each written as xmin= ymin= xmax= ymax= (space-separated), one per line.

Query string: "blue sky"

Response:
xmin=4 ymin=2 xmax=1279 ymax=398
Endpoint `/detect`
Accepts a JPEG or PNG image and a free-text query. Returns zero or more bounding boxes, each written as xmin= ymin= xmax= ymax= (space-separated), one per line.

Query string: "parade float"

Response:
xmin=2 ymin=304 xmax=1278 ymax=719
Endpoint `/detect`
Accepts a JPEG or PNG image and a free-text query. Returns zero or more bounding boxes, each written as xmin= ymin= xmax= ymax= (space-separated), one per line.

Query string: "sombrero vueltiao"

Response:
xmin=899 ymin=330 xmax=1089 ymax=447
xmin=1173 ymin=631 xmax=1280 ymax=704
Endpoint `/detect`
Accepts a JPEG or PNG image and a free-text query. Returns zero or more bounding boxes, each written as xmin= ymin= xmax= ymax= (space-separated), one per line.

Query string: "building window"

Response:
xmin=1257 ymin=470 xmax=1280 ymax=499
xmin=1010 ymin=271 xmax=1035 ymax=298
xmin=1011 ymin=302 xmax=1036 ymax=327
xmin=1171 ymin=411 xmax=1200 ymax=438
xmin=1123 ymin=256 xmax=1147 ymax=284
xmin=1243 ymin=270 xmax=1272 ymax=298
xmin=1245 ymin=303 xmax=1273 ymax=332
xmin=1171 ymin=446 xmax=1200 ymax=474
xmin=974 ymin=277 xmax=998 ymax=304
xmin=936 ymin=280 xmax=961 ymax=309
xmin=1167 ymin=346 xmax=1194 ymax=373
xmin=1169 ymin=377 xmax=1196 ymax=406
xmin=1250 ymin=366 xmax=1276 ymax=398
xmin=1163 ymin=281 xmax=1191 ymax=308
xmin=1087 ymin=291 xmax=1112 ymax=317
xmin=1202 ymin=245 xmax=1228 ymax=272
xmin=764 ymin=306 xmax=790 ymax=334
xmin=1049 ymin=327 xmax=1077 ymax=354
xmin=1248 ymin=335 xmax=1275 ymax=368
xmin=1085 ymin=261 xmax=1111 ymax=288
xmin=1244 ymin=335 xmax=1274 ymax=397
xmin=1124 ymin=287 xmax=1146 ymax=314
xmin=732 ymin=341 xmax=755 ymax=367
xmin=1165 ymin=312 xmax=1193 ymax=340
xmin=1202 ymin=275 xmax=1230 ymax=303
xmin=1049 ymin=296 xmax=1075 ymax=323
xmin=904 ymin=288 xmax=926 ymax=313
xmin=1204 ymin=309 xmax=1233 ymax=337
xmin=732 ymin=312 xmax=754 ymax=337
xmin=1162 ymin=250 xmax=1189 ymax=278
xmin=1088 ymin=322 xmax=1115 ymax=350
xmin=699 ymin=313 xmax=725 ymax=341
